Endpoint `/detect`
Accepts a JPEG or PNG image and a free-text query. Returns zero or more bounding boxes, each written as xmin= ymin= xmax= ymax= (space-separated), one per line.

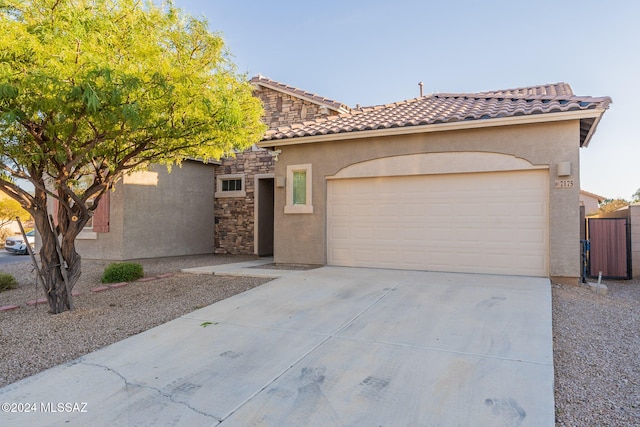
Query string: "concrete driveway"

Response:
xmin=0 ymin=265 xmax=554 ymax=426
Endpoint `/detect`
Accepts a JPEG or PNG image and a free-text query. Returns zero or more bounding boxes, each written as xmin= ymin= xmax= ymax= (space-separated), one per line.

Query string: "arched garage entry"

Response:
xmin=326 ymin=152 xmax=549 ymax=276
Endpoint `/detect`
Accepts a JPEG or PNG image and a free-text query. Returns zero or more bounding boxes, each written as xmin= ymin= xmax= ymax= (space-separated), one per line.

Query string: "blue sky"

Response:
xmin=176 ymin=0 xmax=639 ymax=200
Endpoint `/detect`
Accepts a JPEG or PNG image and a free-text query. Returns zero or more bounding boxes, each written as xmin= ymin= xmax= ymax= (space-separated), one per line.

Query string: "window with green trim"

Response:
xmin=292 ymin=171 xmax=307 ymax=205
xmin=285 ymin=164 xmax=313 ymax=214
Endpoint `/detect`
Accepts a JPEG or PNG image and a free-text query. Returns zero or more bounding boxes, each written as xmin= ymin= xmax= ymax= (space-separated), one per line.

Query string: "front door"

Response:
xmin=257 ymin=177 xmax=274 ymax=256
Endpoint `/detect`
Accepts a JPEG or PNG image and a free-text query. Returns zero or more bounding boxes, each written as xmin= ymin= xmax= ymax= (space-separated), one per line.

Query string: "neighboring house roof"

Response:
xmin=250 ymin=75 xmax=351 ymax=115
xmin=580 ymin=189 xmax=607 ymax=202
xmin=262 ymin=82 xmax=611 ymax=147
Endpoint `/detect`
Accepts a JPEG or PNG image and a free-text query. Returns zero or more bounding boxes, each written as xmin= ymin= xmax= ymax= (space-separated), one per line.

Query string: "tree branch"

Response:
xmin=0 ymin=179 xmax=35 ymax=211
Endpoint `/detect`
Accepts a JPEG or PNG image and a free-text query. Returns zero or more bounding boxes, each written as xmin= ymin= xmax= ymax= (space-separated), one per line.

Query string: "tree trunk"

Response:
xmin=32 ymin=202 xmax=82 ymax=314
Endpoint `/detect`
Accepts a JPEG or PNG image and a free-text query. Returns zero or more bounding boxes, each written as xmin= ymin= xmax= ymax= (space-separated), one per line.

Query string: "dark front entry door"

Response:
xmin=257 ymin=178 xmax=274 ymax=256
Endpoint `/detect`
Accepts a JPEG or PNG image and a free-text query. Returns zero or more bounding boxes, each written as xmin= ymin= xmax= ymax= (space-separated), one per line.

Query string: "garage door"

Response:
xmin=327 ymin=170 xmax=548 ymax=276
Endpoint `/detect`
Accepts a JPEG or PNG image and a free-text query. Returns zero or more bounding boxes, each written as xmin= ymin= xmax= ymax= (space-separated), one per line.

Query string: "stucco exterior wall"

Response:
xmin=77 ymin=161 xmax=216 ymax=260
xmin=270 ymin=120 xmax=582 ymax=283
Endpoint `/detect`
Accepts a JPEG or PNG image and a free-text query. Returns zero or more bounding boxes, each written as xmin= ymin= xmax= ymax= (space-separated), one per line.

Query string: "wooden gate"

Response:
xmin=587 ymin=218 xmax=631 ymax=279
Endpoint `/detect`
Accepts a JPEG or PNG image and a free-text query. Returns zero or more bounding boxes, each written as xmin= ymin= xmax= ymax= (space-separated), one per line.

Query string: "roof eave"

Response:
xmin=580 ymin=189 xmax=607 ymax=201
xmin=258 ymin=109 xmax=607 ymax=148
xmin=580 ymin=108 xmax=606 ymax=148
xmin=185 ymin=157 xmax=221 ymax=165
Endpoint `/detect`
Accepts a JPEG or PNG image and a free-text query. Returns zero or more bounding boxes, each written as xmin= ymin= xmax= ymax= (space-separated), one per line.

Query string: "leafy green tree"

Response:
xmin=633 ymin=188 xmax=640 ymax=203
xmin=0 ymin=0 xmax=265 ymax=313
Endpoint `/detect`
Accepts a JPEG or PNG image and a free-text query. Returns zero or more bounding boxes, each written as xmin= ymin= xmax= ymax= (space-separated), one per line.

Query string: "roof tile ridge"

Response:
xmin=448 ymin=82 xmax=576 ymax=99
xmin=488 ymin=82 xmax=572 ymax=93
xmin=433 ymin=92 xmax=590 ymax=103
xmin=358 ymin=96 xmax=429 ymax=111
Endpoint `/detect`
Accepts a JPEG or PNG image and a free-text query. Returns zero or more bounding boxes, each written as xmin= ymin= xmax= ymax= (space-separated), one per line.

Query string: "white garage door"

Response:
xmin=327 ymin=170 xmax=549 ymax=276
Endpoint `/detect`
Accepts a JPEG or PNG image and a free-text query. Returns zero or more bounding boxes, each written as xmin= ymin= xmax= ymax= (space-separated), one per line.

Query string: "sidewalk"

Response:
xmin=182 ymin=257 xmax=313 ymax=278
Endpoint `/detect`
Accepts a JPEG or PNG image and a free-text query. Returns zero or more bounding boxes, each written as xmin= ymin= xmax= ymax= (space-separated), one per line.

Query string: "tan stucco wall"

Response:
xmin=77 ymin=161 xmax=216 ymax=260
xmin=271 ymin=120 xmax=582 ymax=282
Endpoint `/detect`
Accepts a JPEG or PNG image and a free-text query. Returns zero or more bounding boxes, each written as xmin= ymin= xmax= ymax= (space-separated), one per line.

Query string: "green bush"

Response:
xmin=0 ymin=273 xmax=18 ymax=292
xmin=101 ymin=262 xmax=144 ymax=283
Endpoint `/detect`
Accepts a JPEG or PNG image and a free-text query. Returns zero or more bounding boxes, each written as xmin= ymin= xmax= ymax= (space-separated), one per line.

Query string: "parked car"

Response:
xmin=4 ymin=229 xmax=35 ymax=255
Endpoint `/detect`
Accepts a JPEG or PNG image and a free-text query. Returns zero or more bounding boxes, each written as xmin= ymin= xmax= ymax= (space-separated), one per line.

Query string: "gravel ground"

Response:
xmin=1 ymin=256 xmax=639 ymax=425
xmin=553 ymin=278 xmax=640 ymax=426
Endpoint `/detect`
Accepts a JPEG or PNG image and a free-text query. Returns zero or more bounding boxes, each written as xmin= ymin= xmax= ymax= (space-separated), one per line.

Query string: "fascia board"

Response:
xmin=580 ymin=110 xmax=606 ymax=148
xmin=258 ymin=109 xmax=607 ymax=148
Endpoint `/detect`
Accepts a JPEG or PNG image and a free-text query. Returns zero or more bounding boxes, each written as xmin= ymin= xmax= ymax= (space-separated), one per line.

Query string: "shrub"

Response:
xmin=101 ymin=262 xmax=144 ymax=283
xmin=0 ymin=273 xmax=18 ymax=292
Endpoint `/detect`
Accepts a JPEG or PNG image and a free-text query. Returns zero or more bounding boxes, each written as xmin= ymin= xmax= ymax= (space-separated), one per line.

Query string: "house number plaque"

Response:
xmin=554 ymin=179 xmax=574 ymax=188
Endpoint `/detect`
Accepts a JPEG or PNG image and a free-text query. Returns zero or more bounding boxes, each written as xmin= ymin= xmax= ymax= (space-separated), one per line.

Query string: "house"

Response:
xmin=258 ymin=83 xmax=611 ymax=285
xmin=580 ymin=189 xmax=606 ymax=216
xmin=71 ymin=77 xmax=611 ymax=284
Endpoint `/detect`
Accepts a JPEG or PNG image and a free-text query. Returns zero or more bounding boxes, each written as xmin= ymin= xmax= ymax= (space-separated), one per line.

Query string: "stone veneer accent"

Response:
xmin=213 ymin=84 xmax=342 ymax=254
xmin=214 ymin=149 xmax=273 ymax=254
xmin=257 ymin=86 xmax=339 ymax=128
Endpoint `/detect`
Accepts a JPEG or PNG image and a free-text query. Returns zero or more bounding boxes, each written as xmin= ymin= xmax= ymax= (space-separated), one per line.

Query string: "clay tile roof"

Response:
xmin=262 ymin=82 xmax=611 ymax=147
xmin=250 ymin=75 xmax=351 ymax=114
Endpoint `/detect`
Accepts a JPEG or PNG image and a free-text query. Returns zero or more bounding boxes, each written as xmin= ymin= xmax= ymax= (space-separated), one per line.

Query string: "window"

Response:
xmin=285 ymin=164 xmax=313 ymax=214
xmin=71 ymin=175 xmax=109 ymax=239
xmin=292 ymin=171 xmax=307 ymax=205
xmin=84 ymin=199 xmax=95 ymax=229
xmin=215 ymin=174 xmax=246 ymax=198
xmin=74 ymin=175 xmax=96 ymax=230
xmin=222 ymin=179 xmax=242 ymax=192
